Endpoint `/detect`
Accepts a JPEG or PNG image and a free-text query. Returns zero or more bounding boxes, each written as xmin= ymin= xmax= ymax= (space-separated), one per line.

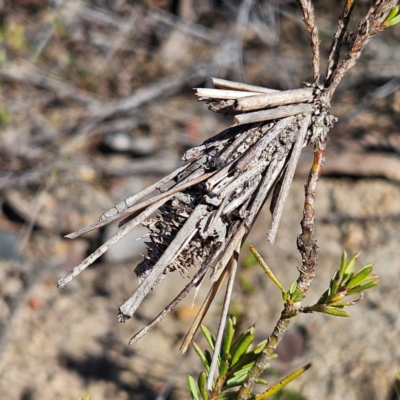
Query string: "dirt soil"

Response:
xmin=0 ymin=1 xmax=400 ymax=400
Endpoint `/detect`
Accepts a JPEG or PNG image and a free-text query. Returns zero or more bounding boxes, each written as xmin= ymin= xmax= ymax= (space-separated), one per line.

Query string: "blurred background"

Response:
xmin=0 ymin=1 xmax=400 ymax=399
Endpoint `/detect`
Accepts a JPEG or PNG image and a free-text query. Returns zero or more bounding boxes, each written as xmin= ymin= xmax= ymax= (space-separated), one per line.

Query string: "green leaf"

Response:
xmin=229 ymin=351 xmax=259 ymax=374
xmin=293 ymin=294 xmax=305 ymax=302
xmin=330 ymin=302 xmax=353 ymax=308
xmin=225 ymin=367 xmax=251 ymax=386
xmin=289 ymin=281 xmax=297 ymax=295
xmin=310 ymin=304 xmax=349 ymax=317
xmin=221 ymin=317 xmax=235 ymax=356
xmin=188 ymin=375 xmax=199 ymax=400
xmin=219 ymin=353 xmax=231 ymax=378
xmin=204 ymin=350 xmax=213 ymax=368
xmin=322 ymin=306 xmax=350 ymax=317
xmin=193 ymin=342 xmax=210 ymax=372
xmin=346 ymin=279 xmax=380 ymax=295
xmin=386 ymin=5 xmax=399 ymax=21
xmin=326 ymin=292 xmax=346 ymax=304
xmin=338 ymin=250 xmax=347 ymax=277
xmin=291 ymin=289 xmax=304 ymax=303
xmin=231 ymin=330 xmax=254 ymax=366
xmin=384 ymin=6 xmax=400 ymax=25
xmin=343 ymin=253 xmax=360 ymax=283
xmin=198 ymin=371 xmax=208 ymax=400
xmin=231 ymin=364 xmax=253 ymax=377
xmin=200 ymin=325 xmax=216 ymax=351
xmin=254 ymin=363 xmax=312 ymax=399
xmin=230 ymin=326 xmax=254 ymax=361
xmin=346 ymin=263 xmax=374 ymax=289
xmin=253 ymin=338 xmax=268 ymax=354
xmin=389 ymin=15 xmax=400 ymax=26
xmin=329 ymin=270 xmax=341 ymax=296
xmin=317 ymin=288 xmax=329 ymax=304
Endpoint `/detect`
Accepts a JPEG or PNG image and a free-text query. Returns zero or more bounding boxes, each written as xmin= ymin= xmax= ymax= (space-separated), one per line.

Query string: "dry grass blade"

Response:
xmin=206 ymin=244 xmax=240 ymax=390
xmin=178 ymin=264 xmax=231 ymax=354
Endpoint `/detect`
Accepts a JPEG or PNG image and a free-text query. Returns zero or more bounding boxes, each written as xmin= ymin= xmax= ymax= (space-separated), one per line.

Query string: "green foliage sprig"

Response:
xmin=302 ymin=251 xmax=380 ymax=317
xmin=188 ymin=248 xmax=380 ymax=399
xmin=188 ymin=316 xmax=310 ymax=400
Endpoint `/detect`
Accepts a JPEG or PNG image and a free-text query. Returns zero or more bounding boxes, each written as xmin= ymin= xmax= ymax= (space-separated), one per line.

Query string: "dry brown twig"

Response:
xmin=57 ymin=0 xmax=399 ymax=398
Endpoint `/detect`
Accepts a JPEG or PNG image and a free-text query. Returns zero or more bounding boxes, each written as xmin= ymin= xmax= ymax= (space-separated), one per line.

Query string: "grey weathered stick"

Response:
xmin=195 ymin=88 xmax=262 ymax=100
xmin=267 ymin=114 xmax=311 ymax=244
xmin=118 ymin=204 xmax=210 ymax=321
xmin=207 ymin=245 xmax=239 ymax=390
xmin=66 ymin=170 xmax=215 ymax=239
xmin=210 ymin=222 xmax=247 ymax=282
xmin=58 ymin=196 xmax=173 ymax=288
xmin=218 ymin=161 xmax=268 ymax=200
xmin=208 ymin=176 xmax=238 ymax=201
xmin=206 ymin=196 xmax=230 ymax=236
xmin=182 ymin=137 xmax=231 ymax=162
xmin=129 ymin=244 xmax=226 ymax=346
xmin=182 ymin=144 xmax=207 ymax=162
xmin=118 ymin=167 xmax=211 ymax=228
xmin=235 ymin=117 xmax=294 ymax=172
xmin=234 ymin=103 xmax=313 ymax=125
xmin=324 ymin=0 xmax=355 ymax=86
xmin=297 ymin=0 xmax=320 ymax=84
xmin=324 ymin=1 xmax=398 ymax=100
xmin=206 ymin=160 xmax=238 ymax=190
xmin=211 ymin=78 xmax=279 ymax=94
xmin=211 ymin=125 xmax=258 ymax=169
xmin=100 ymin=164 xmax=189 ymax=221
xmin=234 ymin=88 xmax=313 ymax=112
xmin=222 ymin=175 xmax=262 ymax=215
xmin=244 ymin=158 xmax=284 ymax=229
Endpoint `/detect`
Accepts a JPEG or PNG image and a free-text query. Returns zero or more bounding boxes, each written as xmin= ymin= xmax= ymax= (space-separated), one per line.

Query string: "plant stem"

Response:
xmin=296 ymin=139 xmax=325 ymax=292
xmin=297 ymin=0 xmax=320 ymax=84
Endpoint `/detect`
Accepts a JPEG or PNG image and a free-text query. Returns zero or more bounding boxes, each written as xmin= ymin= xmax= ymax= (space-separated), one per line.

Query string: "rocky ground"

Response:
xmin=0 ymin=1 xmax=400 ymax=400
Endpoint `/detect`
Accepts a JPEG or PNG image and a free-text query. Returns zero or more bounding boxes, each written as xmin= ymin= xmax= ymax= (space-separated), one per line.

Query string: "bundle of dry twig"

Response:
xmin=57 ymin=76 xmax=334 ymax=346
xmin=57 ymin=0 xmax=400 ymax=394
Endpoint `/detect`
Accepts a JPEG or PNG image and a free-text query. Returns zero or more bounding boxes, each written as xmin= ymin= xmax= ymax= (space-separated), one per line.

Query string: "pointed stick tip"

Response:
xmin=178 ymin=342 xmax=189 ymax=354
xmin=266 ymin=234 xmax=275 ymax=245
xmin=128 ymin=336 xmax=137 ymax=345
xmin=57 ymin=279 xmax=67 ymax=288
